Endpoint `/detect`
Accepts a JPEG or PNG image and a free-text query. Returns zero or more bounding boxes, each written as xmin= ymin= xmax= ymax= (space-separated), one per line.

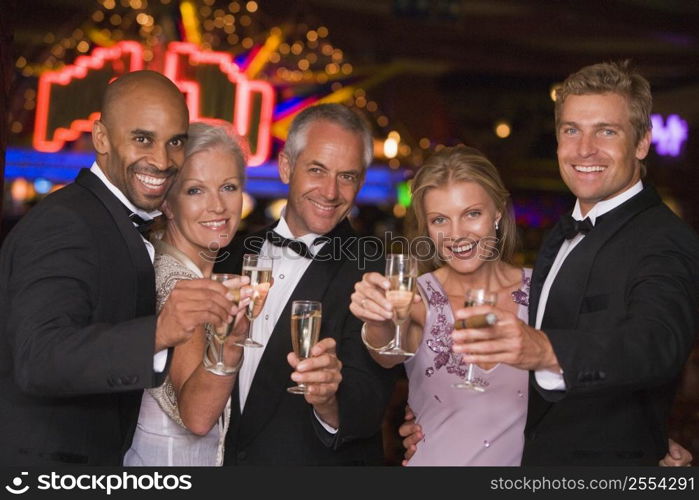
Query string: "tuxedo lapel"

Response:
xmin=541 ymin=187 xmax=660 ymax=330
xmin=529 ymin=222 xmax=567 ymax=326
xmin=75 ymin=169 xmax=155 ymax=317
xmin=236 ymin=220 xmax=353 ymax=447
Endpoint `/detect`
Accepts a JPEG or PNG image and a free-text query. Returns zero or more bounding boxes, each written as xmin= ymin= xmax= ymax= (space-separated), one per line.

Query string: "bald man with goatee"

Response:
xmin=0 ymin=70 xmax=236 ymax=465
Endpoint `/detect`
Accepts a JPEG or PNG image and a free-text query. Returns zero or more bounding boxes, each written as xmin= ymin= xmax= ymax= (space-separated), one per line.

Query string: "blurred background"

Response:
xmin=1 ymin=0 xmax=698 ymax=464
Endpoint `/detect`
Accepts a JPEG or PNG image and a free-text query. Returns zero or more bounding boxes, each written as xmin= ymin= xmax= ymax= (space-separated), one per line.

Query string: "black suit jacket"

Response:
xmin=522 ymin=186 xmax=699 ymax=465
xmin=213 ymin=219 xmax=398 ymax=465
xmin=0 ymin=168 xmax=166 ymax=465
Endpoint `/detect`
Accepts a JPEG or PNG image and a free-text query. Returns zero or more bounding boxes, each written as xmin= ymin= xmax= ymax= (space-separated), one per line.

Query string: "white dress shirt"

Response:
xmin=534 ymin=181 xmax=644 ymax=390
xmin=89 ymin=162 xmax=167 ymax=372
xmin=236 ymin=215 xmax=337 ymax=432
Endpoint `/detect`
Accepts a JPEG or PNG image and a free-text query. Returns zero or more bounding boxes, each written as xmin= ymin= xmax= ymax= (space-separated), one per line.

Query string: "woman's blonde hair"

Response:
xmin=406 ymin=145 xmax=518 ymax=273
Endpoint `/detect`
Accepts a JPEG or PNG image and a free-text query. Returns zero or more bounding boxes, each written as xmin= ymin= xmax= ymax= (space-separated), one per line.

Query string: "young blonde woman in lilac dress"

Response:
xmin=351 ymin=146 xmax=530 ymax=465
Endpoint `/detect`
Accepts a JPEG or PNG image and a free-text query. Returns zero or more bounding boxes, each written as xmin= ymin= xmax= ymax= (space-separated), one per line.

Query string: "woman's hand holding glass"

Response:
xmin=350 ymin=272 xmax=398 ymax=346
xmin=350 ymin=269 xmax=420 ymax=356
xmin=203 ymin=274 xmax=252 ymax=375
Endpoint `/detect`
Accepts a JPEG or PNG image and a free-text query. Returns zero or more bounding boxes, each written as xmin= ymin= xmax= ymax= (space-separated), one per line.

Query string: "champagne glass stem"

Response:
xmin=234 ymin=298 xmax=263 ymax=348
xmin=465 ymin=362 xmax=475 ymax=384
xmin=247 ymin=316 xmax=255 ymax=343
xmin=217 ymin=337 xmax=225 ymax=370
xmin=393 ymin=321 xmax=403 ymax=351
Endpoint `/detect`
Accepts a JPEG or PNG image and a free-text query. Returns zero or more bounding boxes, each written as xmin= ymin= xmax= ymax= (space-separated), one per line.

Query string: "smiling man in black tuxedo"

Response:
xmin=452 ymin=61 xmax=699 ymax=465
xmin=0 ymin=70 xmax=236 ymax=465
xmin=213 ymin=103 xmax=398 ymax=465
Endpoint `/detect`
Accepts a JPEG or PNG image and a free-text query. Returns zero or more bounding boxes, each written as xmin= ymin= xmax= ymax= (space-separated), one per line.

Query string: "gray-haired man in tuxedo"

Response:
xmin=214 ymin=103 xmax=398 ymax=465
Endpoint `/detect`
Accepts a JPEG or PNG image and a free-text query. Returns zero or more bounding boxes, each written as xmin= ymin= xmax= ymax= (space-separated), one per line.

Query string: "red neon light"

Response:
xmin=34 ymin=41 xmax=275 ymax=166
xmin=163 ymin=42 xmax=275 ymax=166
xmin=33 ymin=41 xmax=143 ymax=152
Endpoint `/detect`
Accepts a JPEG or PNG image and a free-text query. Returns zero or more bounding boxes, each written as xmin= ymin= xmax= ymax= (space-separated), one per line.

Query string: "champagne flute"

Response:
xmin=235 ymin=254 xmax=274 ymax=348
xmin=203 ymin=273 xmax=242 ymax=375
xmin=452 ymin=288 xmax=497 ymax=392
xmin=287 ymin=300 xmax=322 ymax=394
xmin=380 ymin=253 xmax=417 ymax=357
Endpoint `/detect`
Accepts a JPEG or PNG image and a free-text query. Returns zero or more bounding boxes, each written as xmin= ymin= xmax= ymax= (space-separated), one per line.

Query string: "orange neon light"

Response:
xmin=179 ymin=1 xmax=202 ymax=45
xmin=163 ymin=42 xmax=275 ymax=166
xmin=33 ymin=41 xmax=143 ymax=152
xmin=245 ymin=31 xmax=283 ymax=79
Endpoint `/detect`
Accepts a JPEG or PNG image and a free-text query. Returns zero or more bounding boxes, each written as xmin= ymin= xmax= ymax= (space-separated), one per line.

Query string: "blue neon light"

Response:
xmin=33 ymin=178 xmax=54 ymax=194
xmin=4 ymin=147 xmax=406 ymax=204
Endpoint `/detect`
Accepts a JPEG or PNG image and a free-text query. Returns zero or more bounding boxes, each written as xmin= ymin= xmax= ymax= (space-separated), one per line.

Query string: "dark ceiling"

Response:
xmin=8 ymin=0 xmax=699 ymax=198
xmin=286 ymin=0 xmax=699 ymax=82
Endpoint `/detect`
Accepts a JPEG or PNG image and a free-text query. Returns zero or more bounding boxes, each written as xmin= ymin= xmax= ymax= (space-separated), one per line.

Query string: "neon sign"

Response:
xmin=33 ymin=41 xmax=143 ymax=153
xmin=651 ymin=114 xmax=688 ymax=157
xmin=163 ymin=42 xmax=274 ymax=166
xmin=33 ymin=41 xmax=275 ymax=165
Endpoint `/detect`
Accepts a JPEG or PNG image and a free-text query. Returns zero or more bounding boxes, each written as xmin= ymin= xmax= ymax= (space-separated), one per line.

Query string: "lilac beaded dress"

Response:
xmin=404 ymin=268 xmax=531 ymax=466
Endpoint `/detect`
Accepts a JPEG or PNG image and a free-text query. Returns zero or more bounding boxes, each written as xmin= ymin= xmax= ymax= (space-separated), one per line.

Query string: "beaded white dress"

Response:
xmin=123 ymin=238 xmax=231 ymax=466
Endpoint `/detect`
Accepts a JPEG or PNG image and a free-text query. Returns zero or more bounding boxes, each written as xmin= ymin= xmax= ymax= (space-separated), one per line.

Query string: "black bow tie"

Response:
xmin=123 ymin=207 xmax=155 ymax=237
xmin=561 ymin=215 xmax=594 ymax=240
xmin=265 ymin=231 xmax=325 ymax=259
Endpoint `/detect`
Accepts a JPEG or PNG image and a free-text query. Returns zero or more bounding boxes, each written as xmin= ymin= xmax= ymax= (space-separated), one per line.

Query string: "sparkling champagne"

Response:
xmin=290 ymin=310 xmax=322 ymax=359
xmin=242 ymin=266 xmax=273 ymax=319
xmin=209 ymin=273 xmax=241 ymax=342
xmin=452 ymin=288 xmax=497 ymax=392
xmin=387 ymin=275 xmax=416 ymax=323
xmin=211 ymin=284 xmax=240 ymax=342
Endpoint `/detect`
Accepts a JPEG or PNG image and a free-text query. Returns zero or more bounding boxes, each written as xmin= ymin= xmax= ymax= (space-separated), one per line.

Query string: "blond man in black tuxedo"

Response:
xmin=452 ymin=61 xmax=699 ymax=465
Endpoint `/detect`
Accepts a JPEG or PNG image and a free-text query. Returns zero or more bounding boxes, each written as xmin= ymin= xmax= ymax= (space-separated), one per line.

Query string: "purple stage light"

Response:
xmin=651 ymin=114 xmax=688 ymax=157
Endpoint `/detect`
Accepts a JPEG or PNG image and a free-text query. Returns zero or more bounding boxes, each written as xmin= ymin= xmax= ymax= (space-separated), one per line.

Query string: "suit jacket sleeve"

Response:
xmin=311 ymin=259 xmax=398 ymax=449
xmin=5 ymin=205 xmax=160 ymax=397
xmin=540 ymin=224 xmax=699 ymax=398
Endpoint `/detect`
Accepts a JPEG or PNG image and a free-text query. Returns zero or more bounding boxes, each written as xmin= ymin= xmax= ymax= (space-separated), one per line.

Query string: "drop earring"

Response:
xmin=495 ymin=220 xmax=500 ymax=231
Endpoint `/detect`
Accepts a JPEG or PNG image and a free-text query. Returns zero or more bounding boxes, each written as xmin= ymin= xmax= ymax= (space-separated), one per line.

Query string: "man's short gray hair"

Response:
xmin=282 ymin=103 xmax=373 ymax=170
